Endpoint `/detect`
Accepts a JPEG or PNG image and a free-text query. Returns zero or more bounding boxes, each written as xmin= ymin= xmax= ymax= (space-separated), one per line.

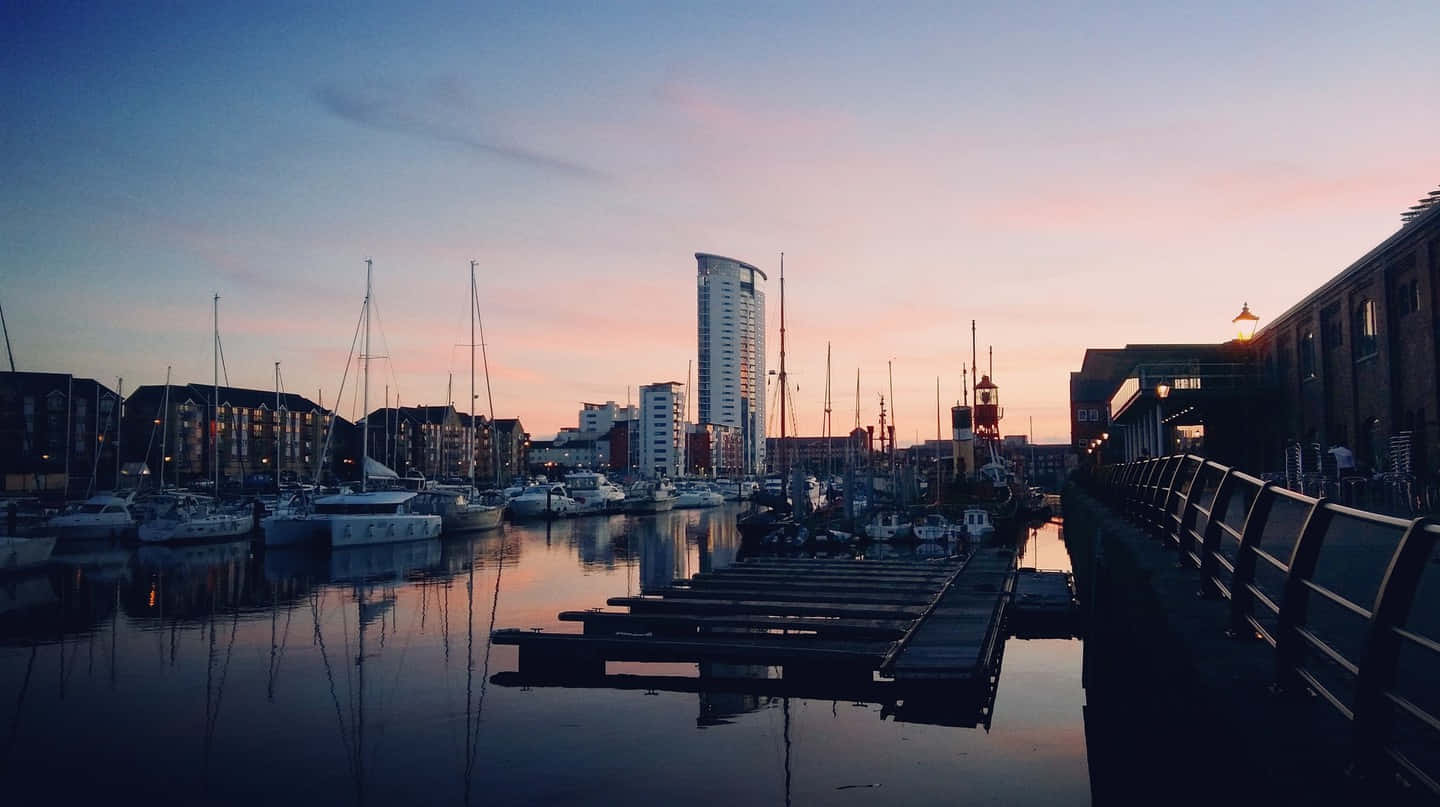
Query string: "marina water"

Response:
xmin=0 ymin=506 xmax=1087 ymax=805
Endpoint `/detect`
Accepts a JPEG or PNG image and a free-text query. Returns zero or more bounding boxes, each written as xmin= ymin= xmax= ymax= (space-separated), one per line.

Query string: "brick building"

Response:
xmin=121 ymin=383 xmax=345 ymax=488
xmin=1251 ymin=200 xmax=1440 ymax=476
xmin=0 ymin=372 xmax=121 ymax=495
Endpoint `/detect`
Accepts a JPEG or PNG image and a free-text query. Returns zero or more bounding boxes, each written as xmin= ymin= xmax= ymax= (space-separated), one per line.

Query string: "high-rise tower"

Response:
xmin=695 ymin=253 xmax=767 ymax=475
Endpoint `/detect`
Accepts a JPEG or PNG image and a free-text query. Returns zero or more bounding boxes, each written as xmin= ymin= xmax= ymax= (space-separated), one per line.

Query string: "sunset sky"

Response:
xmin=5 ymin=2 xmax=1438 ymax=444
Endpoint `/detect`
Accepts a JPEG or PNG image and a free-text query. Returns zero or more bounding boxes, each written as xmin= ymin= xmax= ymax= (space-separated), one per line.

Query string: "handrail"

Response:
xmin=1083 ymin=456 xmax=1440 ymax=794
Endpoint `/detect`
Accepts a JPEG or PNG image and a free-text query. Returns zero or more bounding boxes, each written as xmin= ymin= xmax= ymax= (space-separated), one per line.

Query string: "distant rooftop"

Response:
xmin=695 ymin=252 xmax=767 ymax=281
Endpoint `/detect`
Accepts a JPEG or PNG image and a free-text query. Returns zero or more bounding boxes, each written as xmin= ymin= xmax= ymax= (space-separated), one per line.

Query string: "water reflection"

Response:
xmin=0 ymin=508 xmax=1089 ymax=805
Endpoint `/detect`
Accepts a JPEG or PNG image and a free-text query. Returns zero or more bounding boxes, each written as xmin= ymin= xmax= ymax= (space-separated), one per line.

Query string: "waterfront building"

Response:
xmin=364 ymin=404 xmax=480 ymax=479
xmin=1071 ymin=191 xmax=1440 ymax=479
xmin=686 ymin=423 xmax=743 ymax=477
xmin=695 ymin=253 xmax=766 ymax=475
xmin=578 ymin=401 xmax=635 ymax=439
xmin=0 ymin=372 xmax=121 ymax=495
xmin=122 ymin=383 xmax=344 ymax=488
xmin=528 ymin=438 xmax=601 ymax=470
xmin=765 ymin=430 xmax=869 ymax=474
xmin=492 ymin=418 xmax=529 ymax=484
xmin=639 ymin=382 xmax=685 ymax=479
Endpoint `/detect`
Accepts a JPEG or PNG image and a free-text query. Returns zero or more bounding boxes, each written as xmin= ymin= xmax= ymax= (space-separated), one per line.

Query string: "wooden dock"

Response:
xmin=493 ymin=546 xmax=1016 ymax=693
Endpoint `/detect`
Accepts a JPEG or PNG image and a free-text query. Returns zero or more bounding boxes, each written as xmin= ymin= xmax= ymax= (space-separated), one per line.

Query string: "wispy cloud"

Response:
xmin=315 ymin=77 xmax=608 ymax=181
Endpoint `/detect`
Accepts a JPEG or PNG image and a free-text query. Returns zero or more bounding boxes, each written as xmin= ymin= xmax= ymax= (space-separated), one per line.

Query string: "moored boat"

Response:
xmin=47 ymin=494 xmax=137 ymax=540
xmin=321 ymin=490 xmax=443 ymax=547
xmin=508 ymin=484 xmax=580 ymax=519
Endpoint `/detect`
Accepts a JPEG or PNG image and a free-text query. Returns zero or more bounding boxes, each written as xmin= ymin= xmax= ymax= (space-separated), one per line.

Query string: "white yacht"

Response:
xmin=137 ymin=494 xmax=252 ymax=543
xmin=1 ymin=536 xmax=56 ymax=571
xmin=961 ymin=507 xmax=996 ymax=541
xmin=863 ymin=511 xmax=912 ymax=542
xmin=508 ymin=484 xmax=580 ymax=519
xmin=674 ymin=482 xmax=723 ymax=509
xmin=47 ymin=494 xmax=137 ymax=540
xmin=564 ymin=471 xmax=625 ymax=512
xmin=625 ymin=480 xmax=676 ymax=513
xmin=321 ymin=490 xmax=443 ymax=547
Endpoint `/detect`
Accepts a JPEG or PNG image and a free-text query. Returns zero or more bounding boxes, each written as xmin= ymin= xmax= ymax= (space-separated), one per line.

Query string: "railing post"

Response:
xmin=1195 ymin=468 xmax=1234 ymax=577
xmin=1353 ymin=517 xmax=1435 ymax=779
xmin=1175 ymin=459 xmax=1207 ymax=555
xmin=1152 ymin=456 xmax=1184 ymax=537
xmin=1274 ymin=498 xmax=1333 ymax=691
xmin=1229 ymin=482 xmax=1275 ymax=638
xmin=1160 ymin=455 xmax=1194 ymax=545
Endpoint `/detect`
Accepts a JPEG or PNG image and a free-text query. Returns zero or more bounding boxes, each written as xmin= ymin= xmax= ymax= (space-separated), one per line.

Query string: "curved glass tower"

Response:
xmin=695 ymin=253 xmax=766 ymax=475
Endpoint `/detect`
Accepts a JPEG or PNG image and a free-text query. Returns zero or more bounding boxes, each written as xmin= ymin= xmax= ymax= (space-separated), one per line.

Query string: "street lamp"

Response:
xmin=1232 ymin=302 xmax=1260 ymax=341
xmin=1155 ymin=383 xmax=1171 ymax=399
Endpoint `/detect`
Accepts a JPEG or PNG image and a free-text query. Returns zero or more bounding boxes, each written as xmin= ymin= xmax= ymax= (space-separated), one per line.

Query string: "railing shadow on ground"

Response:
xmin=1087 ymin=455 xmax=1440 ymax=796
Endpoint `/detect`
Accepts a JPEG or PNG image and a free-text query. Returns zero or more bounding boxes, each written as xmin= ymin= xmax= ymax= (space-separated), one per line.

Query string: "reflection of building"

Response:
xmin=639 ymin=382 xmax=685 ymax=479
xmin=1 ymin=372 xmax=120 ymax=494
xmin=696 ymin=253 xmax=767 ymax=474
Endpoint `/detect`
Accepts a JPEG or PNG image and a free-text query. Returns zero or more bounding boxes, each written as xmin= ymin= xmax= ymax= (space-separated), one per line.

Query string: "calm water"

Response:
xmin=0 ymin=507 xmax=1087 ymax=805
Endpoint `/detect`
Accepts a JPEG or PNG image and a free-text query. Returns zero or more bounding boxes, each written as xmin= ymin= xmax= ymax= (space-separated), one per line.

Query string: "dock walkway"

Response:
xmin=494 ymin=547 xmax=1016 ymax=691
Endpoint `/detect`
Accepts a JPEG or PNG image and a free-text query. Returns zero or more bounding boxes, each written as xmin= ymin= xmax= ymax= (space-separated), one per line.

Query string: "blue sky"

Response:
xmin=4 ymin=1 xmax=1438 ymax=442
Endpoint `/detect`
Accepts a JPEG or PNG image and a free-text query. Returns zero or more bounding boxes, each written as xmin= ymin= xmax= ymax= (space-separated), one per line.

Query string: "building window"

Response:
xmin=1300 ymin=332 xmax=1317 ymax=379
xmin=1354 ymin=299 xmax=1378 ymax=359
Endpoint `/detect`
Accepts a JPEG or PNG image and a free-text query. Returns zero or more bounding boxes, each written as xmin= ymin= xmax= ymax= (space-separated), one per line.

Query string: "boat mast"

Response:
xmin=777 ymin=252 xmax=786 ymax=477
xmin=214 ymin=293 xmax=220 ymax=496
xmin=472 ymin=265 xmax=499 ymax=488
xmin=160 ymin=366 xmax=171 ymax=490
xmin=275 ymin=362 xmax=282 ymax=496
xmin=935 ymin=376 xmax=942 ymax=505
xmin=469 ymin=261 xmax=477 ymax=491
xmin=115 ymin=377 xmax=122 ymax=491
xmin=823 ymin=342 xmax=831 ymax=481
xmin=362 ymin=259 xmax=371 ymax=494
xmin=684 ymin=358 xmax=691 ymax=477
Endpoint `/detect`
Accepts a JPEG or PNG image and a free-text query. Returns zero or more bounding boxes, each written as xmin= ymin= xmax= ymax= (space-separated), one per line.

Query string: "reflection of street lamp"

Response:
xmin=1232 ymin=302 xmax=1260 ymax=341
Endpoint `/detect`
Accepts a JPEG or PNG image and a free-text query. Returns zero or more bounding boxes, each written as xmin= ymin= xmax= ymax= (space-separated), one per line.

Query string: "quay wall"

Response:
xmin=1062 ymin=484 xmax=1419 ymax=806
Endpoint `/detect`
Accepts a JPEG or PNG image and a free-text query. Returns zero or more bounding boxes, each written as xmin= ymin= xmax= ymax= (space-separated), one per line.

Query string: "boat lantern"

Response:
xmin=1232 ymin=302 xmax=1260 ymax=341
xmin=974 ymin=375 xmax=1001 ymax=442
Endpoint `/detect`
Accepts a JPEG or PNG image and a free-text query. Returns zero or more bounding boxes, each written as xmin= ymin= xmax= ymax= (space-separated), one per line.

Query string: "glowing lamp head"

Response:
xmin=1156 ymin=383 xmax=1171 ymax=399
xmin=1232 ymin=302 xmax=1260 ymax=341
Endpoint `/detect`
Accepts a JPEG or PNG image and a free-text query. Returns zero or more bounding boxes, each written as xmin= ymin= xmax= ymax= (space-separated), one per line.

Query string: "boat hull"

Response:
xmin=626 ymin=498 xmax=676 ymax=514
xmin=443 ymin=506 xmax=503 ymax=532
xmin=263 ymin=515 xmax=331 ymax=546
xmin=330 ymin=514 xmax=443 ymax=547
xmin=0 ymin=536 xmax=56 ymax=571
xmin=138 ymin=515 xmax=252 ymax=543
xmin=48 ymin=519 xmax=135 ymax=541
xmin=509 ymin=498 xmax=577 ymax=519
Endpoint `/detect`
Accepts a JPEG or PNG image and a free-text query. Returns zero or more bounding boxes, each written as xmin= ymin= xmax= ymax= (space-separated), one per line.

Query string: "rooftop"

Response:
xmin=695 ymin=252 xmax=768 ymax=281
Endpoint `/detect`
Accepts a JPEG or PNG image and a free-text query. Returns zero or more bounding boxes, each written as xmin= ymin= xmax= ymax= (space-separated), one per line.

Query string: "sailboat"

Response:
xmin=262 ymin=261 xmax=443 ymax=547
xmin=413 ymin=262 xmax=503 ymax=532
xmin=139 ymin=295 xmax=252 ymax=543
xmin=323 ymin=261 xmax=442 ymax=547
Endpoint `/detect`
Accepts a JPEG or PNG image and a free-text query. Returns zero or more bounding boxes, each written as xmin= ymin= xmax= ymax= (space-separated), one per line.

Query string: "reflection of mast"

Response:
xmin=202 ymin=593 xmax=240 ymax=793
xmin=782 ymin=697 xmax=793 ymax=807
xmin=267 ymin=581 xmax=296 ymax=702
xmin=3 ymin=644 xmax=38 ymax=765
xmin=464 ymin=531 xmax=508 ymax=801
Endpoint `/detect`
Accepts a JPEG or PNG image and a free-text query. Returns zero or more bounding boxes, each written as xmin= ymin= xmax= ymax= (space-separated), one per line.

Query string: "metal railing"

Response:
xmin=1088 ymin=455 xmax=1440 ymax=794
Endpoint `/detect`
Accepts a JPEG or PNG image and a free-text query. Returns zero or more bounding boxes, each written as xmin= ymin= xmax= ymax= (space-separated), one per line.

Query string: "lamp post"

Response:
xmin=1233 ymin=302 xmax=1260 ymax=341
